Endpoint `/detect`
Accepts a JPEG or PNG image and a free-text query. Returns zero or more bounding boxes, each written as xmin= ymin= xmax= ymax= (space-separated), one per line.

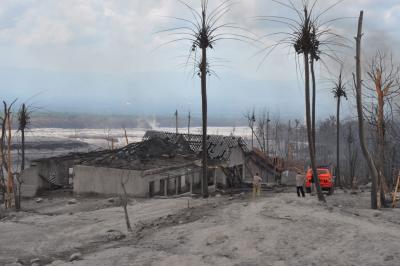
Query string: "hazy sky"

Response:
xmin=1 ymin=0 xmax=399 ymax=121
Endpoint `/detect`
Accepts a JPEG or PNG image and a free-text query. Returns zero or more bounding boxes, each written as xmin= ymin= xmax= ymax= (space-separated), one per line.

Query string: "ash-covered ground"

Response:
xmin=1 ymin=189 xmax=399 ymax=266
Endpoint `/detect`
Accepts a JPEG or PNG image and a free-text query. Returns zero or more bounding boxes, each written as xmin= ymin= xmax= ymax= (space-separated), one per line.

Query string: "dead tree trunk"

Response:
xmin=336 ymin=96 xmax=341 ymax=188
xmin=6 ymin=110 xmax=13 ymax=209
xmin=0 ymin=115 xmax=5 ymax=202
xmin=311 ymin=58 xmax=317 ymax=153
xmin=21 ymin=128 xmax=25 ymax=171
xmin=354 ymin=11 xmax=380 ymax=209
xmin=120 ymin=180 xmax=132 ymax=233
xmin=376 ymin=88 xmax=386 ymax=206
xmin=201 ymin=44 xmax=208 ymax=198
xmin=304 ymin=52 xmax=325 ymax=202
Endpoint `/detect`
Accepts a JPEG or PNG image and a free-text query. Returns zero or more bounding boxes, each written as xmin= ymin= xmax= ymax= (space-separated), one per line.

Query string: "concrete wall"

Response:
xmin=73 ymin=165 xmax=201 ymax=197
xmin=38 ymin=159 xmax=71 ymax=186
xmin=215 ymin=167 xmax=227 ymax=186
xmin=228 ymin=147 xmax=245 ymax=168
xmin=19 ymin=158 xmax=72 ymax=197
xmin=73 ymin=165 xmax=146 ymax=196
xmin=20 ymin=166 xmax=48 ymax=197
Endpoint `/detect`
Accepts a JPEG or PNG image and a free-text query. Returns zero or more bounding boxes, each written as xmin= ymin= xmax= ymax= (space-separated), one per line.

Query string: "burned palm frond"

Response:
xmin=18 ymin=103 xmax=31 ymax=132
xmin=255 ymin=0 xmax=351 ymax=68
xmin=332 ymin=69 xmax=347 ymax=100
xmin=18 ymin=103 xmax=32 ymax=172
xmin=155 ymin=0 xmax=257 ymax=75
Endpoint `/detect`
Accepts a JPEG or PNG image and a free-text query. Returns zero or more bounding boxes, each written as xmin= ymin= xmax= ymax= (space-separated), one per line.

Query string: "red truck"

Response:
xmin=305 ymin=167 xmax=334 ymax=195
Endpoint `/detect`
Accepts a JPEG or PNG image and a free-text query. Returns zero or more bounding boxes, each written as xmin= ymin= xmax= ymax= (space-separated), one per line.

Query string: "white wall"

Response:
xmin=73 ymin=165 xmax=147 ymax=197
xmin=73 ymin=165 xmax=199 ymax=197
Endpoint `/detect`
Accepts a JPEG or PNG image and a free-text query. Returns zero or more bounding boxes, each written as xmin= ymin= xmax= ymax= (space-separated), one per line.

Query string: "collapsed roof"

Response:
xmin=31 ymin=131 xmax=249 ymax=171
xmin=143 ymin=130 xmax=248 ymax=162
xmin=81 ymin=136 xmax=197 ymax=170
xmin=247 ymin=148 xmax=285 ymax=174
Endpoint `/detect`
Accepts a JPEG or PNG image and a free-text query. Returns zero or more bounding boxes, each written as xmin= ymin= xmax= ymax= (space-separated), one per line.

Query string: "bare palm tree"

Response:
xmin=332 ymin=69 xmax=347 ymax=188
xmin=18 ymin=103 xmax=31 ymax=172
xmin=256 ymin=0 xmax=349 ymax=202
xmin=157 ymin=0 xmax=254 ymax=197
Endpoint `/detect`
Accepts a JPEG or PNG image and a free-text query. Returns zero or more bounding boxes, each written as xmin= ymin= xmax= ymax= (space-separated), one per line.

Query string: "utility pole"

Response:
xmin=187 ymin=111 xmax=191 ymax=136
xmin=251 ymin=112 xmax=255 ymax=149
xmin=266 ymin=112 xmax=270 ymax=156
xmin=174 ymin=110 xmax=178 ymax=134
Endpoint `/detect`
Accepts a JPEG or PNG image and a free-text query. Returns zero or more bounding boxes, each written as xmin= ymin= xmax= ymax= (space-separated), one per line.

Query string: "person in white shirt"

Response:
xmin=295 ymin=171 xmax=306 ymax=197
xmin=253 ymin=173 xmax=262 ymax=197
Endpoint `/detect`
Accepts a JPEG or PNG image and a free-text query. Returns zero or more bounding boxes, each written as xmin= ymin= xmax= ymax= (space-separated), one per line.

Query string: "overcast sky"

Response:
xmin=1 ymin=0 xmax=399 ymax=121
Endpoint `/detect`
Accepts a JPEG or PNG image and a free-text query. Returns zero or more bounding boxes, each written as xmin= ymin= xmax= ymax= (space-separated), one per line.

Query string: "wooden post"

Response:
xmin=190 ymin=171 xmax=194 ymax=194
xmin=175 ymin=177 xmax=178 ymax=195
xmin=166 ymin=174 xmax=169 ymax=196
xmin=213 ymin=169 xmax=217 ymax=191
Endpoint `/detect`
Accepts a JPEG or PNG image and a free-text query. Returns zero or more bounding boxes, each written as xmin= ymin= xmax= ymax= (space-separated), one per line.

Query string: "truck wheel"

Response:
xmin=328 ymin=187 xmax=334 ymax=195
xmin=306 ymin=187 xmax=311 ymax=193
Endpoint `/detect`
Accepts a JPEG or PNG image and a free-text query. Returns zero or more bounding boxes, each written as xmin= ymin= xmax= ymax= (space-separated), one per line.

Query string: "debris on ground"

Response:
xmin=105 ymin=229 xmax=126 ymax=241
xmin=69 ymin=252 xmax=82 ymax=262
xmin=30 ymin=257 xmax=40 ymax=264
xmin=67 ymin=199 xmax=78 ymax=205
xmin=1 ymin=192 xmax=400 ymax=266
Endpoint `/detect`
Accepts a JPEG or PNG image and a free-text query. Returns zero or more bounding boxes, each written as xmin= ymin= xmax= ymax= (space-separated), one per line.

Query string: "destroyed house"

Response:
xmin=143 ymin=131 xmax=285 ymax=186
xmin=143 ymin=130 xmax=249 ymax=188
xmin=20 ymin=149 xmax=114 ymax=197
xmin=72 ymin=136 xmax=203 ymax=197
xmin=21 ymin=131 xmax=284 ymax=198
xmin=246 ymin=148 xmax=285 ymax=183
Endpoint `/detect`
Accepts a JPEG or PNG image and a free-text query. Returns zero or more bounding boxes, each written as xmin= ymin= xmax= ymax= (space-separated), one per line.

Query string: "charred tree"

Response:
xmin=365 ymin=51 xmax=400 ymax=206
xmin=120 ymin=179 xmax=133 ymax=233
xmin=354 ymin=11 xmax=380 ymax=209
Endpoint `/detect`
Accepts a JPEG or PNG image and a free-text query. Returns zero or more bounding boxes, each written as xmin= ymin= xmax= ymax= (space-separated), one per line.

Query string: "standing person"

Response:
xmin=253 ymin=173 xmax=262 ymax=198
xmin=295 ymin=171 xmax=306 ymax=197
